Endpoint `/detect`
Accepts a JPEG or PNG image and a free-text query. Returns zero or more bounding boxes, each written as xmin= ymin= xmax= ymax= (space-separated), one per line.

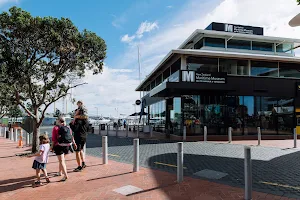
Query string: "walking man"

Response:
xmin=72 ymin=100 xmax=89 ymax=172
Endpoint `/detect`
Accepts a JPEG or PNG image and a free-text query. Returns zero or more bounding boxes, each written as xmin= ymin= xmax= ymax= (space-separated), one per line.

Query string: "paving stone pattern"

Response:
xmin=86 ymin=134 xmax=300 ymax=199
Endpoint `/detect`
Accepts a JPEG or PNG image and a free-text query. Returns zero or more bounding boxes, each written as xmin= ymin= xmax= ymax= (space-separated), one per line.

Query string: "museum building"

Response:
xmin=136 ymin=22 xmax=300 ymax=137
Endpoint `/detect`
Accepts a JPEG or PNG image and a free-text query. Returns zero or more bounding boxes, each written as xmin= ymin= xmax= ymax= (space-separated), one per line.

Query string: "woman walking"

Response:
xmin=51 ymin=116 xmax=76 ymax=181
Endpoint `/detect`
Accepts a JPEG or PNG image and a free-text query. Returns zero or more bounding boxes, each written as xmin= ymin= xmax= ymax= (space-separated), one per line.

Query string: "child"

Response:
xmin=29 ymin=134 xmax=51 ymax=186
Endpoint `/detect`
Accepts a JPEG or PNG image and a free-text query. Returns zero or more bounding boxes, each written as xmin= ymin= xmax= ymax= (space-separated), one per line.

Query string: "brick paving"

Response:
xmin=0 ymin=137 xmax=294 ymax=200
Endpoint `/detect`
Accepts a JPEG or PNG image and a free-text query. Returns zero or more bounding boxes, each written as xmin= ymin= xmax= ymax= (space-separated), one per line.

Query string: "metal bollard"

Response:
xmin=133 ymin=138 xmax=139 ymax=172
xmin=204 ymin=126 xmax=207 ymax=142
xmin=26 ymin=132 xmax=30 ymax=146
xmin=228 ymin=127 xmax=232 ymax=143
xmin=116 ymin=125 xmax=118 ymax=137
xmin=294 ymin=128 xmax=297 ymax=148
xmin=126 ymin=125 xmax=129 ymax=137
xmin=177 ymin=142 xmax=183 ymax=183
xmin=102 ymin=136 xmax=108 ymax=164
xmin=150 ymin=125 xmax=153 ymax=138
xmin=244 ymin=146 xmax=252 ymax=200
xmin=257 ymin=127 xmax=261 ymax=146
xmin=14 ymin=128 xmax=17 ymax=142
xmin=183 ymin=126 xmax=186 ymax=141
xmin=10 ymin=128 xmax=13 ymax=141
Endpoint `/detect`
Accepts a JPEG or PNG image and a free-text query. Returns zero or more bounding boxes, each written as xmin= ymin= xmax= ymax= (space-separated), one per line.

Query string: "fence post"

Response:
xmin=26 ymin=132 xmax=30 ymax=146
xmin=204 ymin=126 xmax=207 ymax=142
xmin=257 ymin=127 xmax=261 ymax=146
xmin=133 ymin=138 xmax=139 ymax=172
xmin=177 ymin=142 xmax=183 ymax=183
xmin=102 ymin=136 xmax=108 ymax=164
xmin=294 ymin=128 xmax=297 ymax=148
xmin=183 ymin=126 xmax=186 ymax=141
xmin=10 ymin=128 xmax=13 ymax=141
xmin=244 ymin=146 xmax=252 ymax=200
xmin=228 ymin=127 xmax=232 ymax=143
xmin=14 ymin=128 xmax=17 ymax=142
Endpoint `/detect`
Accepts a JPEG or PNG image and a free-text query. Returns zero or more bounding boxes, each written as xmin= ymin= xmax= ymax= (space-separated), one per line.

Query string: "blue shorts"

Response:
xmin=32 ymin=160 xmax=46 ymax=169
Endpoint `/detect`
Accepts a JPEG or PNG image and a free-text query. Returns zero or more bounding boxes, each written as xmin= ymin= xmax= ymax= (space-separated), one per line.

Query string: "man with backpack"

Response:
xmin=52 ymin=116 xmax=76 ymax=181
xmin=71 ymin=100 xmax=89 ymax=172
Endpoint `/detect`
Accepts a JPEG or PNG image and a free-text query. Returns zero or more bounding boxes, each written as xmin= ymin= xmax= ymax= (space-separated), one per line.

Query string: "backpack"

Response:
xmin=57 ymin=125 xmax=72 ymax=144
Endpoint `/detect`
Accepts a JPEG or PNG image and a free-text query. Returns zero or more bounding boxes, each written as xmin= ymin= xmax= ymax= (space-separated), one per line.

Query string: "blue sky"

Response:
xmin=0 ymin=0 xmax=299 ymax=117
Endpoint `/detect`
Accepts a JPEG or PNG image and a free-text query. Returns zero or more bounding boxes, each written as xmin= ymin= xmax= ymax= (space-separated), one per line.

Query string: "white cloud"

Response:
xmin=121 ymin=34 xmax=136 ymax=43
xmin=166 ymin=5 xmax=173 ymax=9
xmin=136 ymin=21 xmax=159 ymax=38
xmin=120 ymin=21 xmax=159 ymax=43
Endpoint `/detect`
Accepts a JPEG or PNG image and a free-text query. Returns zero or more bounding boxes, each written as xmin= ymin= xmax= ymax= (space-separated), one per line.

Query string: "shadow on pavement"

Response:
xmin=147 ymin=151 xmax=300 ymax=199
xmin=87 ymin=171 xmax=133 ymax=181
xmin=0 ymin=176 xmax=36 ymax=193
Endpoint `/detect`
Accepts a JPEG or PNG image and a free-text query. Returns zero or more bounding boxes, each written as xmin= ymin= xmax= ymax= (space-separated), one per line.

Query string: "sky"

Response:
xmin=0 ymin=0 xmax=300 ymax=117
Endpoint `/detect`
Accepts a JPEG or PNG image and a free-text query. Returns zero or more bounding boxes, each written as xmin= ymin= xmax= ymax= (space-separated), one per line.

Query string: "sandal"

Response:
xmin=45 ymin=177 xmax=50 ymax=183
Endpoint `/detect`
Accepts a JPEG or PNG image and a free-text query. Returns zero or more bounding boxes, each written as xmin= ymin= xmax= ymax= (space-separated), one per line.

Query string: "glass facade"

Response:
xmin=279 ymin=62 xmax=300 ymax=78
xmin=204 ymin=37 xmax=225 ymax=48
xmin=148 ymin=96 xmax=294 ymax=136
xmin=219 ymin=59 xmax=249 ymax=75
xmin=187 ymin=57 xmax=218 ymax=72
xmin=252 ymin=41 xmax=274 ymax=52
xmin=251 ymin=61 xmax=278 ymax=77
xmin=227 ymin=40 xmax=251 ymax=50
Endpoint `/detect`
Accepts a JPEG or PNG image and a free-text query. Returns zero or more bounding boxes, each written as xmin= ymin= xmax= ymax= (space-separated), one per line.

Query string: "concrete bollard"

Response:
xmin=10 ymin=128 xmax=13 ymax=141
xmin=177 ymin=142 xmax=183 ymax=183
xmin=228 ymin=127 xmax=232 ymax=143
xmin=102 ymin=136 xmax=108 ymax=164
xmin=244 ymin=146 xmax=252 ymax=200
xmin=133 ymin=138 xmax=139 ymax=172
xmin=26 ymin=132 xmax=30 ymax=146
xmin=83 ymin=143 xmax=86 ymax=159
xmin=137 ymin=125 xmax=139 ymax=138
xmin=294 ymin=128 xmax=297 ymax=148
xmin=257 ymin=127 xmax=261 ymax=146
xmin=4 ymin=127 xmax=6 ymax=138
xmin=14 ymin=128 xmax=17 ymax=142
xmin=126 ymin=125 xmax=129 ymax=137
xmin=183 ymin=126 xmax=187 ymax=141
xmin=204 ymin=126 xmax=207 ymax=142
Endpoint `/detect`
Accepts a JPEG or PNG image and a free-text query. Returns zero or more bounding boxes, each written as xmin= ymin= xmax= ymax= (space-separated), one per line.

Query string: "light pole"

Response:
xmin=95 ymin=107 xmax=99 ymax=118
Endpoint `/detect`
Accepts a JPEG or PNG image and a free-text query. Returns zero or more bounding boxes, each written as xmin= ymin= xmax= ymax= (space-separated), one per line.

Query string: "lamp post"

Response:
xmin=95 ymin=107 xmax=99 ymax=118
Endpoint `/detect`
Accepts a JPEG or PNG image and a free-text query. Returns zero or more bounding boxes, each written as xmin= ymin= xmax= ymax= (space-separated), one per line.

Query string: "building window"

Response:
xmin=194 ymin=38 xmax=204 ymax=49
xmin=252 ymin=41 xmax=274 ymax=52
xmin=187 ymin=57 xmax=218 ymax=72
xmin=204 ymin=37 xmax=225 ymax=48
xmin=251 ymin=61 xmax=278 ymax=77
xmin=163 ymin=68 xmax=170 ymax=82
xmin=279 ymin=62 xmax=300 ymax=78
xmin=219 ymin=59 xmax=249 ymax=75
xmin=227 ymin=40 xmax=251 ymax=50
xmin=276 ymin=43 xmax=293 ymax=54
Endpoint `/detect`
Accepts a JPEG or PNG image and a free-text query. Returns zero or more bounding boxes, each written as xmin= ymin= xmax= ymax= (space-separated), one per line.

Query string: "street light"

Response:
xmin=94 ymin=107 xmax=98 ymax=118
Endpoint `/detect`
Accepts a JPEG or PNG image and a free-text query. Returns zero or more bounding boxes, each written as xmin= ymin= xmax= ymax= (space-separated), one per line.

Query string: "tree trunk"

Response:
xmin=32 ymin=109 xmax=40 ymax=153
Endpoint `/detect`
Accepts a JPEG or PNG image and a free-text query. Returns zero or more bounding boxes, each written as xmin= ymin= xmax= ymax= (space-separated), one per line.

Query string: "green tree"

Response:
xmin=7 ymin=105 xmax=23 ymax=119
xmin=0 ymin=7 xmax=107 ymax=152
xmin=0 ymin=84 xmax=17 ymax=119
xmin=298 ymin=0 xmax=300 ymax=5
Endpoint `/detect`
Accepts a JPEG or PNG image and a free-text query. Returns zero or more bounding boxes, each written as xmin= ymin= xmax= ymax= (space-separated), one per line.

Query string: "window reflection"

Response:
xmin=219 ymin=59 xmax=249 ymax=75
xmin=279 ymin=62 xmax=300 ymax=78
xmin=251 ymin=61 xmax=278 ymax=77
xmin=187 ymin=57 xmax=218 ymax=72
